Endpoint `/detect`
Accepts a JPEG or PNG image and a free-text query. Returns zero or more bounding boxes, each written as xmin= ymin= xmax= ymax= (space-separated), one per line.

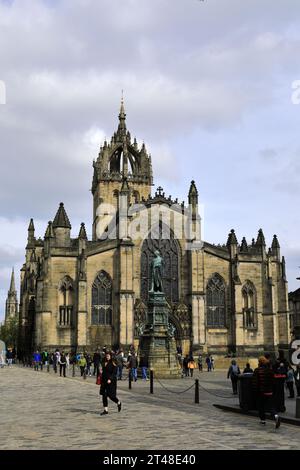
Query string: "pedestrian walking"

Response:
xmin=206 ymin=355 xmax=212 ymax=372
xmin=286 ymin=364 xmax=295 ymax=398
xmin=42 ymin=350 xmax=49 ymax=370
xmin=197 ymin=354 xmax=203 ymax=372
xmin=59 ymin=351 xmax=67 ymax=377
xmin=99 ymin=351 xmax=122 ymax=415
xmin=33 ymin=350 xmax=41 ymax=371
xmin=6 ymin=349 xmax=13 ymax=367
xmin=182 ymin=355 xmax=189 ymax=377
xmin=86 ymin=353 xmax=92 ymax=376
xmin=139 ymin=356 xmax=148 ymax=380
xmin=115 ymin=349 xmax=124 ymax=380
xmin=252 ymin=356 xmax=281 ymax=428
xmin=93 ymin=349 xmax=101 ymax=377
xmin=188 ymin=356 xmax=196 ymax=378
xmin=227 ymin=360 xmax=240 ymax=395
xmin=127 ymin=352 xmax=138 ymax=382
xmin=210 ymin=355 xmax=215 ymax=371
xmin=294 ymin=364 xmax=300 ymax=397
xmin=78 ymin=354 xmax=87 ymax=377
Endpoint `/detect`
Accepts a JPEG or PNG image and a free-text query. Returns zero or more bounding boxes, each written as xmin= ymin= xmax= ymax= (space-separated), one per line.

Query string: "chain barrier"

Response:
xmin=155 ymin=377 xmax=196 ymax=394
xmin=196 ymin=380 xmax=234 ymax=399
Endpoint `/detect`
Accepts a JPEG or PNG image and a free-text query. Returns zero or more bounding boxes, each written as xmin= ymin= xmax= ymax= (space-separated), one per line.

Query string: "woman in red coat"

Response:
xmin=99 ymin=351 xmax=122 ymax=415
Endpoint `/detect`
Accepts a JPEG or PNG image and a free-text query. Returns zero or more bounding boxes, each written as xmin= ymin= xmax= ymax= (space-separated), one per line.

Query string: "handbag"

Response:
xmin=96 ymin=373 xmax=102 ymax=385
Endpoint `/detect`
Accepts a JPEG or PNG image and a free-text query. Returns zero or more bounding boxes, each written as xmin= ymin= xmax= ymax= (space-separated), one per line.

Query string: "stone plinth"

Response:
xmin=139 ymin=291 xmax=181 ymax=378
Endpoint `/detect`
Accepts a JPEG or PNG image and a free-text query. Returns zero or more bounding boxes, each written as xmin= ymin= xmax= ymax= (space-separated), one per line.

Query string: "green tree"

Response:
xmin=0 ymin=317 xmax=19 ymax=349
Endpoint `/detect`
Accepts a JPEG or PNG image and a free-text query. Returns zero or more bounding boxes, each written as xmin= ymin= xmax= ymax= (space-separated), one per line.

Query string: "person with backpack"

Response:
xmin=227 ymin=360 xmax=240 ymax=395
xmin=59 ymin=351 xmax=67 ymax=377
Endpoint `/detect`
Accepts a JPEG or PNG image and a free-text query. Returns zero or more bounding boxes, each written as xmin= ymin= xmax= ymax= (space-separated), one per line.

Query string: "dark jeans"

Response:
xmin=189 ymin=368 xmax=194 ymax=377
xmin=257 ymin=394 xmax=276 ymax=421
xmin=60 ymin=363 xmax=66 ymax=377
xmin=287 ymin=382 xmax=295 ymax=398
xmin=231 ymin=376 xmax=238 ymax=394
xmin=80 ymin=366 xmax=85 ymax=377
xmin=93 ymin=365 xmax=100 ymax=376
xmin=102 ymin=388 xmax=119 ymax=407
xmin=296 ymin=382 xmax=300 ymax=397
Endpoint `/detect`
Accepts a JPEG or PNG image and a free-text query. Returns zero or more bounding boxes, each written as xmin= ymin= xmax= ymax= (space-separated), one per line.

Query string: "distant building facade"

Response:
xmin=18 ymin=102 xmax=290 ymax=356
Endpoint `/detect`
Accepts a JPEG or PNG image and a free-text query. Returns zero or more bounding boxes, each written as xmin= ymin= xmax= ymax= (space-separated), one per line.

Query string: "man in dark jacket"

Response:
xmin=127 ymin=353 xmax=138 ymax=381
xmin=252 ymin=356 xmax=280 ymax=428
xmin=93 ymin=350 xmax=101 ymax=377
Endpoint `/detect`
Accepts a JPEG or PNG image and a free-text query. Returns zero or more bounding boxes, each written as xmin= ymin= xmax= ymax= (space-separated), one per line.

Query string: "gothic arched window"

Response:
xmin=242 ymin=281 xmax=256 ymax=328
xmin=206 ymin=274 xmax=226 ymax=327
xmin=92 ymin=271 xmax=112 ymax=325
xmin=58 ymin=276 xmax=74 ymax=327
xmin=141 ymin=223 xmax=179 ymax=304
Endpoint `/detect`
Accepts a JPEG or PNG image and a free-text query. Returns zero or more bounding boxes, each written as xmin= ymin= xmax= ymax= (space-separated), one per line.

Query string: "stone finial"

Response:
xmin=53 ymin=202 xmax=71 ymax=229
xmin=227 ymin=229 xmax=238 ymax=246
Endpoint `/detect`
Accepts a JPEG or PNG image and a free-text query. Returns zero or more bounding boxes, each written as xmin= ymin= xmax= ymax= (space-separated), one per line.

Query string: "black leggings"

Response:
xmin=102 ymin=388 xmax=119 ymax=407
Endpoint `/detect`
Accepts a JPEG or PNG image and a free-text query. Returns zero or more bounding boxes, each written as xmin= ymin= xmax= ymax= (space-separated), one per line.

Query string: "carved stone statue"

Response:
xmin=150 ymin=250 xmax=164 ymax=293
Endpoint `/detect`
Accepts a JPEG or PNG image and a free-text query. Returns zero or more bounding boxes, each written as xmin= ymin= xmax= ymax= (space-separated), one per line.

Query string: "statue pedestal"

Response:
xmin=139 ymin=291 xmax=181 ymax=379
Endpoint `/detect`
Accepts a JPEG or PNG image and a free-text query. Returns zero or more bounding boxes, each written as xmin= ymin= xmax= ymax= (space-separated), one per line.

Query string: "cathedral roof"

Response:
xmin=53 ymin=203 xmax=71 ymax=229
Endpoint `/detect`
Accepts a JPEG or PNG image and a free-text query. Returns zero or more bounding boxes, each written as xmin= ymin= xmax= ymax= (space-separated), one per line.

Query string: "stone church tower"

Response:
xmin=18 ymin=101 xmax=291 ymax=358
xmin=5 ymin=268 xmax=18 ymax=323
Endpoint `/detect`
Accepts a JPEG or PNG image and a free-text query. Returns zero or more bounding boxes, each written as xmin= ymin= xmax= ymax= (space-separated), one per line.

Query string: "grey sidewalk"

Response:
xmin=1 ymin=366 xmax=300 ymax=450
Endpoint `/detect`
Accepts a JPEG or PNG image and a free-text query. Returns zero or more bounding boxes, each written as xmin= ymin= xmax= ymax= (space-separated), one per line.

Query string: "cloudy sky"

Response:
xmin=1 ymin=0 xmax=300 ymax=321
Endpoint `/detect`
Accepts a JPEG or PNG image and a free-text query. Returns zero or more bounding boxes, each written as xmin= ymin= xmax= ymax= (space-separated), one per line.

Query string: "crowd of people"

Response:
xmin=226 ymin=352 xmax=300 ymax=428
xmin=177 ymin=348 xmax=215 ymax=377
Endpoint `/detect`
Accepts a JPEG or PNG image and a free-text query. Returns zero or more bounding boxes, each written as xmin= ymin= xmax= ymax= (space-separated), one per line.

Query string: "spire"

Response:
xmin=28 ymin=218 xmax=35 ymax=232
xmin=271 ymin=234 xmax=280 ymax=259
xmin=240 ymin=237 xmax=248 ymax=253
xmin=53 ymin=202 xmax=71 ymax=229
xmin=256 ymin=228 xmax=266 ymax=246
xmin=188 ymin=180 xmax=198 ymax=204
xmin=272 ymin=234 xmax=280 ymax=249
xmin=118 ymin=94 xmax=126 ymax=136
xmin=45 ymin=221 xmax=55 ymax=238
xmin=227 ymin=229 xmax=238 ymax=246
xmin=9 ymin=268 xmax=16 ymax=293
xmin=78 ymin=223 xmax=88 ymax=240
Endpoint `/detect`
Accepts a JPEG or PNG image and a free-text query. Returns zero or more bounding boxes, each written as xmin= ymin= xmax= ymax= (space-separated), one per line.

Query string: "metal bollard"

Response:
xmin=195 ymin=379 xmax=199 ymax=404
xmin=150 ymin=369 xmax=154 ymax=394
xmin=72 ymin=363 xmax=75 ymax=377
xmin=47 ymin=364 xmax=50 ymax=373
xmin=83 ymin=368 xmax=87 ymax=380
xmin=296 ymin=397 xmax=300 ymax=419
xmin=129 ymin=371 xmax=132 ymax=389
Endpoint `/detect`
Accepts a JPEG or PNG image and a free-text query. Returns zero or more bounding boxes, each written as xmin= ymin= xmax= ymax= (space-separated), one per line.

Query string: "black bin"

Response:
xmin=238 ymin=373 xmax=256 ymax=411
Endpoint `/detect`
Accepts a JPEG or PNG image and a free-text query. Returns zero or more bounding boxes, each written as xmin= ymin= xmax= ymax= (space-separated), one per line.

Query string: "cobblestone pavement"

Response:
xmin=1 ymin=366 xmax=300 ymax=450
